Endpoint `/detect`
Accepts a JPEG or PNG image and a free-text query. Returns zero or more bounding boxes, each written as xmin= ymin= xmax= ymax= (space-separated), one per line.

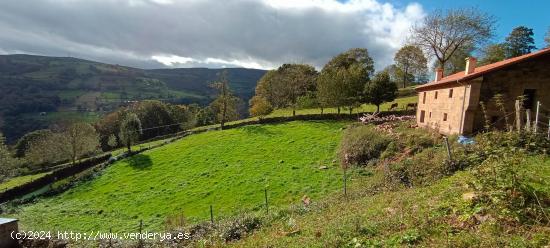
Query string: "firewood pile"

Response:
xmin=359 ymin=113 xmax=415 ymax=125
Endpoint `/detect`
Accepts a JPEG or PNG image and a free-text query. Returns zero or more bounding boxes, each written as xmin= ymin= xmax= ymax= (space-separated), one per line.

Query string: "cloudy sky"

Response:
xmin=0 ymin=0 xmax=428 ymax=70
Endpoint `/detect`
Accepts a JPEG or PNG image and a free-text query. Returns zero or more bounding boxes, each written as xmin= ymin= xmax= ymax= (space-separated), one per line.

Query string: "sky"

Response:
xmin=0 ymin=0 xmax=548 ymax=70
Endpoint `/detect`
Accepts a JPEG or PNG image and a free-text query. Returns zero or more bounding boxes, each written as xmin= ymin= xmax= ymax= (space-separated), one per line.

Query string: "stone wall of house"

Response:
xmin=473 ymin=55 xmax=550 ymax=133
xmin=417 ymin=53 xmax=550 ymax=135
xmin=416 ymin=82 xmax=473 ymax=135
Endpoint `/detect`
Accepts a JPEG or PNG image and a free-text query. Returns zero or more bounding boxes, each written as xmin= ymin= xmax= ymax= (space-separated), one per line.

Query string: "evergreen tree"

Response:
xmin=505 ymin=26 xmax=536 ymax=58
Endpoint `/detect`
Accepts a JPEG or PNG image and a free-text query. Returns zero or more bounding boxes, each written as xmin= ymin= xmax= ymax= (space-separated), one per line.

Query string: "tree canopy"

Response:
xmin=505 ymin=26 xmax=536 ymax=58
xmin=61 ymin=122 xmax=100 ymax=165
xmin=317 ymin=48 xmax=374 ymax=113
xmin=394 ymin=45 xmax=427 ymax=88
xmin=119 ymin=113 xmax=142 ymax=152
xmin=480 ymin=43 xmax=507 ymax=65
xmin=249 ymin=96 xmax=273 ymax=118
xmin=364 ymin=71 xmax=397 ymax=113
xmin=253 ymin=64 xmax=317 ymax=115
xmin=411 ymin=8 xmax=495 ymax=73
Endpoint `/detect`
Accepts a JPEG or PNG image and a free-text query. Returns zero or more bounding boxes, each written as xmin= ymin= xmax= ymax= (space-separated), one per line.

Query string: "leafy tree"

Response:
xmin=61 ymin=123 xmax=100 ymax=165
xmin=253 ymin=64 xmax=317 ymax=115
xmin=27 ymin=132 xmax=67 ymax=165
xmin=505 ymin=26 xmax=536 ymax=58
xmin=249 ymin=96 xmax=273 ymax=119
xmin=0 ymin=133 xmax=19 ymax=178
xmin=317 ymin=48 xmax=374 ymax=114
xmin=480 ymin=43 xmax=507 ymax=65
xmin=412 ymin=8 xmax=495 ymax=73
xmin=95 ymin=110 xmax=124 ymax=151
xmin=433 ymin=45 xmax=475 ymax=75
xmin=14 ymin=129 xmax=53 ymax=158
xmin=119 ymin=113 xmax=142 ymax=152
xmin=209 ymin=71 xmax=242 ymax=129
xmin=107 ymin=134 xmax=118 ymax=148
xmin=195 ymin=106 xmax=216 ymax=126
xmin=394 ymin=45 xmax=427 ymax=88
xmin=364 ymin=71 xmax=397 ymax=113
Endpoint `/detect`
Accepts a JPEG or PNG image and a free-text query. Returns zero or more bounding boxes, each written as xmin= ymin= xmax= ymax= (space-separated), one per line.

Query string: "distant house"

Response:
xmin=415 ymin=48 xmax=550 ymax=135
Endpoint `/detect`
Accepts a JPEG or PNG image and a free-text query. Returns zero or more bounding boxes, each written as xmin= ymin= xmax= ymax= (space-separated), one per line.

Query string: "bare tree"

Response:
xmin=411 ymin=8 xmax=495 ymax=72
xmin=210 ymin=70 xmax=241 ymax=129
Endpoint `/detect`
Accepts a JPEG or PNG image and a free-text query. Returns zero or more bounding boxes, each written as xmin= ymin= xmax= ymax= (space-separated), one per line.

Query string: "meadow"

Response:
xmin=11 ymin=121 xmax=365 ymax=232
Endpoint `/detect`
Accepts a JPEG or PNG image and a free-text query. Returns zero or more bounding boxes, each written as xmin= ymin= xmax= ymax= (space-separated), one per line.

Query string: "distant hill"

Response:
xmin=0 ymin=54 xmax=266 ymax=142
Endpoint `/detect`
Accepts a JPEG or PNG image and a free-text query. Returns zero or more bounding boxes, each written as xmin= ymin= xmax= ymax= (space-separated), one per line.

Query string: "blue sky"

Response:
xmin=394 ymin=0 xmax=549 ymax=48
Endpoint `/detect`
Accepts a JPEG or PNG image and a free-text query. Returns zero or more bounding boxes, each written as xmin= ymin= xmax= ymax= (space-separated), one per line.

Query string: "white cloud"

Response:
xmin=0 ymin=0 xmax=426 ymax=70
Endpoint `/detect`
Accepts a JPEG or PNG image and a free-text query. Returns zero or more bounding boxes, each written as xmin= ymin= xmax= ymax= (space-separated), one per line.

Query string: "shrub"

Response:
xmin=470 ymin=151 xmax=548 ymax=224
xmin=386 ymin=147 xmax=449 ymax=187
xmin=338 ymin=125 xmax=391 ymax=167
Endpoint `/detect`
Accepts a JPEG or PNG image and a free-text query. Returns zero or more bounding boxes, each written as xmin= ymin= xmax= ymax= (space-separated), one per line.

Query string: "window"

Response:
xmin=435 ymin=91 xmax=438 ymax=99
xmin=449 ymin=89 xmax=453 ymax=98
xmin=422 ymin=92 xmax=426 ymax=104
xmin=420 ymin=110 xmax=425 ymax=123
xmin=443 ymin=113 xmax=448 ymax=121
xmin=429 ymin=112 xmax=432 ymax=118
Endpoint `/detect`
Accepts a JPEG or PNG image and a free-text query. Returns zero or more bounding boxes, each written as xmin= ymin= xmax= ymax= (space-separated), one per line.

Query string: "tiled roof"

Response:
xmin=416 ymin=47 xmax=550 ymax=91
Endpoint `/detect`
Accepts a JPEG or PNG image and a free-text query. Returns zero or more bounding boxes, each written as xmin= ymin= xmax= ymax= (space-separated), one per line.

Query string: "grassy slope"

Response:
xmin=12 ymin=121 xmax=362 ymax=232
xmin=0 ymin=172 xmax=51 ymax=192
xmin=233 ymin=155 xmax=550 ymax=247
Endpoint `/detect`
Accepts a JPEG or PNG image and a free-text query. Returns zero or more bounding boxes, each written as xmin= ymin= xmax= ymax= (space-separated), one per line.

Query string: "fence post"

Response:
xmin=515 ymin=100 xmax=523 ymax=132
xmin=548 ymin=118 xmax=550 ymax=140
xmin=109 ymin=227 xmax=112 ymax=247
xmin=525 ymin=110 xmax=531 ymax=132
xmin=443 ymin=136 xmax=452 ymax=162
xmin=210 ymin=205 xmax=214 ymax=224
xmin=264 ymin=188 xmax=269 ymax=214
xmin=534 ymin=101 xmax=540 ymax=133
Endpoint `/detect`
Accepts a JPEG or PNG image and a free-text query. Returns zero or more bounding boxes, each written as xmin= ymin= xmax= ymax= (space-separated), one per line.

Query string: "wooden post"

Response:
xmin=264 ymin=188 xmax=269 ymax=214
xmin=109 ymin=227 xmax=112 ymax=247
xmin=443 ymin=136 xmax=452 ymax=162
xmin=534 ymin=101 xmax=540 ymax=133
xmin=548 ymin=118 xmax=550 ymax=140
xmin=210 ymin=205 xmax=214 ymax=224
xmin=515 ymin=100 xmax=523 ymax=132
xmin=525 ymin=110 xmax=531 ymax=132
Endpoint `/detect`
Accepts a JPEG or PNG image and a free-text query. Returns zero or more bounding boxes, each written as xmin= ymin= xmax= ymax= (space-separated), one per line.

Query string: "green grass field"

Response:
xmin=11 ymin=121 xmax=362 ymax=232
xmin=0 ymin=172 xmax=51 ymax=192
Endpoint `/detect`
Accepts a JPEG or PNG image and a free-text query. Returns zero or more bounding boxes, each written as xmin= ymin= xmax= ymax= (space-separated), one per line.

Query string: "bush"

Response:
xmin=385 ymin=147 xmax=449 ymax=187
xmin=338 ymin=125 xmax=391 ymax=167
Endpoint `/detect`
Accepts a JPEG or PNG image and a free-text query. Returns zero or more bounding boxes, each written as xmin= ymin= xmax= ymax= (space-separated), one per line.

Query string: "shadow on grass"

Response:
xmin=126 ymin=154 xmax=153 ymax=170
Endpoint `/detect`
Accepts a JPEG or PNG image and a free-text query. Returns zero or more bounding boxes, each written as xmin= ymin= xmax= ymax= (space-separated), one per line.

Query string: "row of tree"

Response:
xmin=248 ymin=48 xmax=399 ymax=117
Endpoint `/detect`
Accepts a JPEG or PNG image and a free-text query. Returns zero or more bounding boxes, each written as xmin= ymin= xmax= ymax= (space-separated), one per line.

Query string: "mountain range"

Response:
xmin=0 ymin=54 xmax=267 ymax=142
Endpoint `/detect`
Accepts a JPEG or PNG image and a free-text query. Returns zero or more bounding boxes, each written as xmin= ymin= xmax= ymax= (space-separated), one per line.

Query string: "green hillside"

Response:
xmin=10 ymin=121 xmax=366 ymax=232
xmin=0 ymin=54 xmax=266 ymax=142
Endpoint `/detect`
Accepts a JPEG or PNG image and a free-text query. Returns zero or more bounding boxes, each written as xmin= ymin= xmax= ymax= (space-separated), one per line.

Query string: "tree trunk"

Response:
xmin=292 ymin=108 xmax=296 ymax=117
xmin=127 ymin=142 xmax=131 ymax=153
xmin=349 ymin=107 xmax=352 ymax=115
xmin=337 ymin=107 xmax=341 ymax=114
xmin=402 ymin=67 xmax=408 ymax=88
xmin=376 ymin=104 xmax=380 ymax=113
xmin=321 ymin=107 xmax=324 ymax=114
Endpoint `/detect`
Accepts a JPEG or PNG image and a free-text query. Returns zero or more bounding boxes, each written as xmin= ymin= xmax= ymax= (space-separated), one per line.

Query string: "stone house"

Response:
xmin=415 ymin=48 xmax=550 ymax=135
